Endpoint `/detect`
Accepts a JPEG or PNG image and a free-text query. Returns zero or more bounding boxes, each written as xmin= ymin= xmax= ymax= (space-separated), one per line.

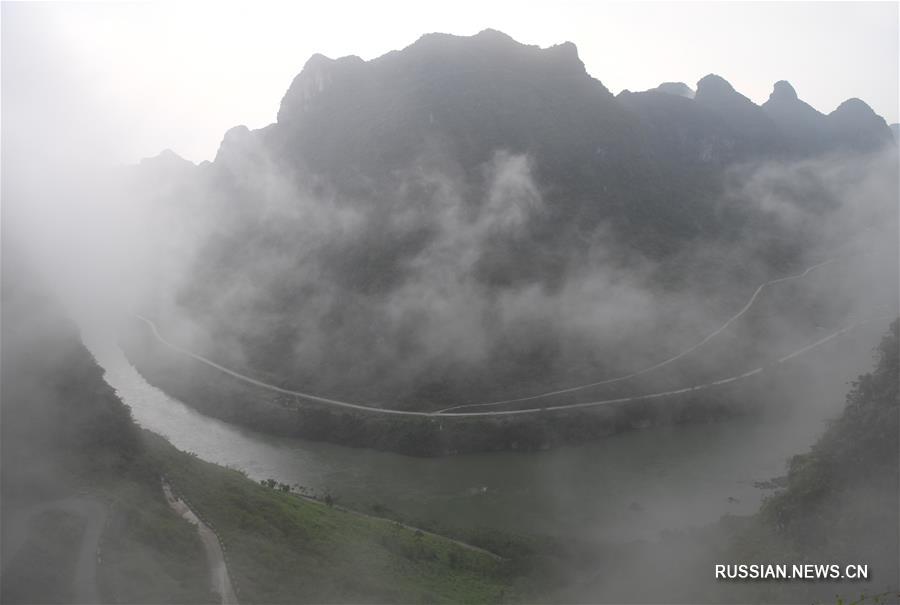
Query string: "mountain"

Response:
xmin=126 ymin=30 xmax=897 ymax=413
xmin=828 ymin=97 xmax=896 ymax=152
xmin=650 ymin=81 xmax=694 ymax=98
xmin=188 ymin=31 xmax=894 ymax=260
xmin=761 ymin=80 xmax=829 ymax=153
xmin=204 ymin=30 xmax=894 ymax=194
xmin=273 ymin=30 xmax=638 ymax=180
xmin=200 ymin=31 xmax=892 ymax=267
xmin=693 ymin=73 xmax=781 ymax=151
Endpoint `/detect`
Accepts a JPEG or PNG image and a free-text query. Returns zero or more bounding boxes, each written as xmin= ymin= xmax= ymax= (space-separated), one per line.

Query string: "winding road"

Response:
xmin=135 ymin=313 xmax=888 ymax=418
xmin=135 ymin=254 xmax=890 ymax=417
xmin=437 ymin=257 xmax=839 ymax=413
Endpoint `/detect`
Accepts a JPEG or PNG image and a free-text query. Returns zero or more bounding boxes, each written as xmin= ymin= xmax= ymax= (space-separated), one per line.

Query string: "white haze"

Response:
xmin=2 ymin=7 xmax=898 ymax=604
xmin=125 ymin=139 xmax=898 ymax=408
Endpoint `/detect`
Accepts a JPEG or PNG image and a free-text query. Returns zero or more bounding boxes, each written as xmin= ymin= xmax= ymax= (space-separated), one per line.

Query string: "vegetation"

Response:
xmin=729 ymin=319 xmax=899 ymax=602
xmin=548 ymin=321 xmax=899 ymax=603
xmin=143 ymin=431 xmax=519 ymax=603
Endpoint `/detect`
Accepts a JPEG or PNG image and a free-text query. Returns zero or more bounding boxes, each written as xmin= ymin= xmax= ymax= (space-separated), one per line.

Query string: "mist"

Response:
xmin=3 ymin=5 xmax=898 ymax=604
xmin=113 ymin=135 xmax=898 ymax=413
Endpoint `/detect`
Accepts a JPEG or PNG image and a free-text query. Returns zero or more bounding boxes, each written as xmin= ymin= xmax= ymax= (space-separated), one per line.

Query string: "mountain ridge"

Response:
xmin=147 ymin=31 xmax=893 ymax=180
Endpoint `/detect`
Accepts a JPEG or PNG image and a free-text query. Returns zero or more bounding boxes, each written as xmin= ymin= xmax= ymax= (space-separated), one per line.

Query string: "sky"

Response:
xmin=2 ymin=1 xmax=898 ymax=164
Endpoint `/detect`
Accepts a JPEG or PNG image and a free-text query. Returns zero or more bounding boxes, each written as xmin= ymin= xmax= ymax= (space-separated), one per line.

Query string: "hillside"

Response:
xmin=564 ymin=321 xmax=899 ymax=603
xmin=742 ymin=319 xmax=899 ymax=597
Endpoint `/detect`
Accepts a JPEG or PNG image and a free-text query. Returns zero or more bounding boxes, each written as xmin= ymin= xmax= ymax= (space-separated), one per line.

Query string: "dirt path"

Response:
xmin=161 ymin=480 xmax=238 ymax=604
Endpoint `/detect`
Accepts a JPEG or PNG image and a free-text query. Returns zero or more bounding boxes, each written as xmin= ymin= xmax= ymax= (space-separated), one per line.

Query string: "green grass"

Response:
xmin=143 ymin=431 xmax=518 ymax=604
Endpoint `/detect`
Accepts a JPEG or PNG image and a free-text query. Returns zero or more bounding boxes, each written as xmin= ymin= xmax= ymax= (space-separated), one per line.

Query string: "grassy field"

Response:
xmin=143 ymin=431 xmax=520 ymax=604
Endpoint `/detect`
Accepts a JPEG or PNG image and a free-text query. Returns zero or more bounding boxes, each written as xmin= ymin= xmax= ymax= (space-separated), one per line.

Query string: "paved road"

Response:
xmin=136 ymin=311 xmax=887 ymax=417
xmin=135 ymin=252 xmax=890 ymax=417
xmin=437 ymin=256 xmax=840 ymax=412
xmin=137 ymin=315 xmax=434 ymax=418
xmin=162 ymin=480 xmax=238 ymax=605
xmin=437 ymin=315 xmax=893 ymax=416
xmin=2 ymin=497 xmax=107 ymax=604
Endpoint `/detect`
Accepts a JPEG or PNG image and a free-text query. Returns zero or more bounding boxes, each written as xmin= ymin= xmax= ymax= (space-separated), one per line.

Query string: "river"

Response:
xmin=82 ymin=322 xmax=884 ymax=543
